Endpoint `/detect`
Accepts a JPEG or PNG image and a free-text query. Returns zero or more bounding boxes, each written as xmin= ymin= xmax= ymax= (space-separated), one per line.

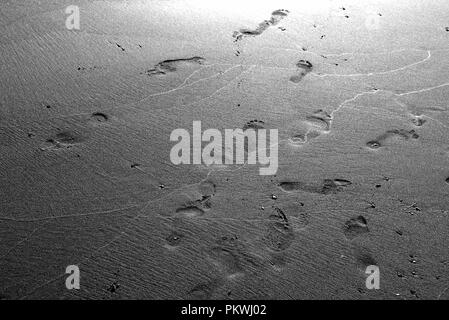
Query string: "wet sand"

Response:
xmin=1 ymin=0 xmax=449 ymax=299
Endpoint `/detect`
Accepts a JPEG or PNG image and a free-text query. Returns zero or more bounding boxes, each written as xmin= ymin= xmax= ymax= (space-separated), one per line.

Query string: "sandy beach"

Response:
xmin=1 ymin=0 xmax=449 ymax=299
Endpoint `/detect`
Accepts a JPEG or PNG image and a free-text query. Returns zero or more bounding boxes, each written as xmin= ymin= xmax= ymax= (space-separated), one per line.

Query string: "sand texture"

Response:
xmin=1 ymin=0 xmax=449 ymax=300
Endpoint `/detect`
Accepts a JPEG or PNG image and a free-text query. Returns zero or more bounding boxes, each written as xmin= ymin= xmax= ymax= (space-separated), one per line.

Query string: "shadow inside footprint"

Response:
xmin=90 ymin=112 xmax=108 ymax=123
xmin=333 ymin=179 xmax=353 ymax=186
xmin=343 ymin=216 xmax=369 ymax=240
xmin=278 ymin=181 xmax=317 ymax=193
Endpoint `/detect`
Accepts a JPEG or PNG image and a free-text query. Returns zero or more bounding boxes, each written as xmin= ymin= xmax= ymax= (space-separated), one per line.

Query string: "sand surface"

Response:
xmin=1 ymin=0 xmax=449 ymax=299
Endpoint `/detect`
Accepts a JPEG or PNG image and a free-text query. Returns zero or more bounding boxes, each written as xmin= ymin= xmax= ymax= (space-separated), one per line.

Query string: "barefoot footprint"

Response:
xmin=290 ymin=59 xmax=313 ymax=83
xmin=143 ymin=57 xmax=205 ymax=76
xmin=366 ymin=129 xmax=419 ymax=149
xmin=41 ymin=131 xmax=87 ymax=150
xmin=278 ymin=178 xmax=352 ymax=195
xmin=343 ymin=215 xmax=369 ymax=240
xmin=233 ymin=9 xmax=290 ymax=41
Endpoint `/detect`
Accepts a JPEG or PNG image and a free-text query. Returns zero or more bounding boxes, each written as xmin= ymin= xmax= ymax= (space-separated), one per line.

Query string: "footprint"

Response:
xmin=191 ymin=195 xmax=213 ymax=211
xmin=296 ymin=60 xmax=313 ymax=69
xmin=343 ymin=215 xmax=369 ymax=240
xmin=366 ymin=129 xmax=419 ymax=149
xmin=321 ymin=179 xmax=352 ymax=194
xmin=290 ymin=59 xmax=313 ymax=83
xmin=366 ymin=140 xmax=382 ymax=149
xmin=0 ymin=293 xmax=10 ymax=300
xmin=412 ymin=116 xmax=426 ymax=127
xmin=271 ymin=9 xmax=290 ymax=18
xmin=243 ymin=119 xmax=265 ymax=130
xmin=321 ymin=179 xmax=342 ymax=194
xmin=293 ymin=211 xmax=310 ymax=229
xmin=209 ymin=247 xmax=244 ymax=277
xmin=263 ymin=207 xmax=294 ymax=251
xmin=305 ymin=109 xmax=332 ymax=132
xmin=175 ymin=182 xmax=216 ymax=216
xmin=287 ymin=110 xmax=332 ymax=143
xmin=233 ymin=9 xmax=290 ymax=41
xmin=90 ymin=112 xmax=108 ymax=123
xmin=144 ymin=56 xmax=205 ymax=76
xmin=198 ymin=180 xmax=216 ymax=197
xmin=240 ymin=120 xmax=266 ymax=154
xmin=305 ymin=129 xmax=321 ymax=141
xmin=278 ymin=181 xmax=311 ymax=192
xmin=289 ymin=73 xmax=306 ymax=83
xmin=175 ymin=206 xmax=205 ymax=218
xmin=186 ymin=279 xmax=222 ymax=299
xmin=42 ymin=131 xmax=86 ymax=150
xmin=287 ymin=115 xmax=326 ymax=146
xmin=208 ymin=235 xmax=260 ymax=278
xmin=385 ymin=129 xmax=419 ymax=140
xmin=288 ymin=132 xmax=307 ymax=145
xmin=282 ymin=202 xmax=309 ymax=230
xmin=353 ymin=247 xmax=377 ymax=270
xmin=278 ymin=178 xmax=352 ymax=195
xmin=267 ymin=251 xmax=288 ymax=272
xmin=269 ymin=207 xmax=289 ymax=223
